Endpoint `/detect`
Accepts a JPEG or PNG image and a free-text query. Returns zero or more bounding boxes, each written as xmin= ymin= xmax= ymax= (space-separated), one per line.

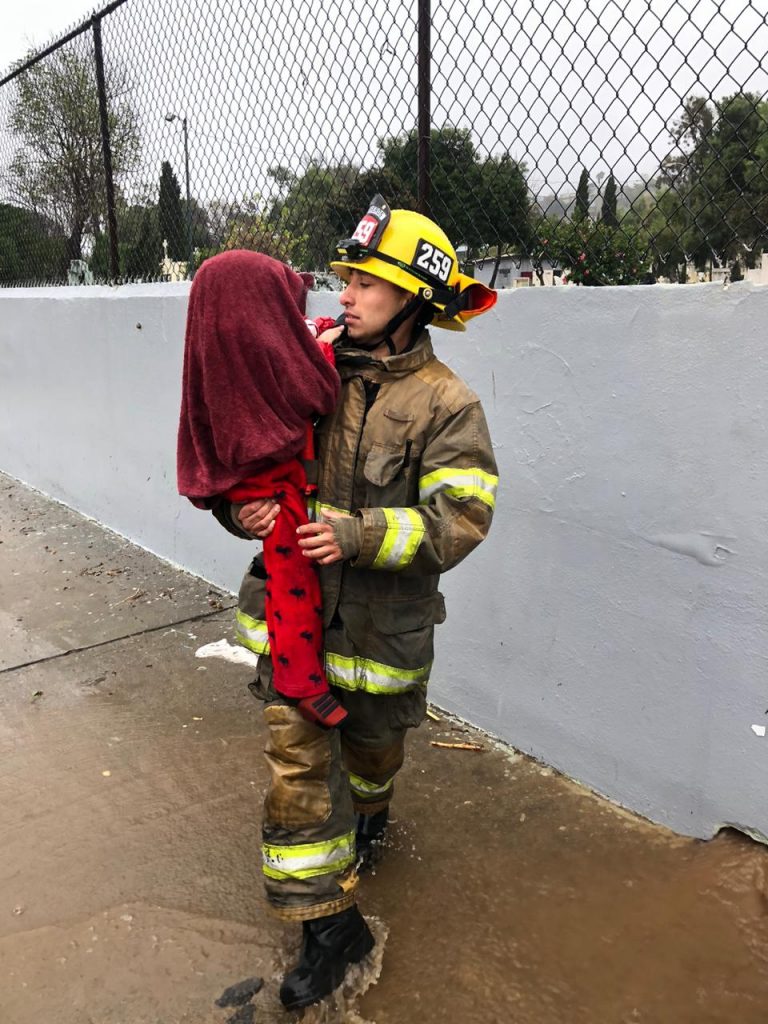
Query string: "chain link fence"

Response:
xmin=1 ymin=0 xmax=767 ymax=288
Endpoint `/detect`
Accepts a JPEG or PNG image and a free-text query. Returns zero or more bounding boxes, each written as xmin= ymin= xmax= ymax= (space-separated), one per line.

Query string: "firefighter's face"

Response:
xmin=339 ymin=270 xmax=411 ymax=344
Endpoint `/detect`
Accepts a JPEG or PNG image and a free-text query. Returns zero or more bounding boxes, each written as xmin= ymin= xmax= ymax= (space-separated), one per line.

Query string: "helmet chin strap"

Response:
xmin=379 ymin=295 xmax=426 ymax=355
xmin=344 ymin=296 xmax=430 ymax=355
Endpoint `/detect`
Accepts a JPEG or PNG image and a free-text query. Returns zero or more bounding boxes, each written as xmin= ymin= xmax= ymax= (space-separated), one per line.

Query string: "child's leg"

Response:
xmin=257 ymin=463 xmax=346 ymax=728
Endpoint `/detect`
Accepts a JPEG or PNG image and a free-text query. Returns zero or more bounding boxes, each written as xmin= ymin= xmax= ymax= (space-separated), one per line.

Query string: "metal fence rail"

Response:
xmin=1 ymin=0 xmax=767 ymax=288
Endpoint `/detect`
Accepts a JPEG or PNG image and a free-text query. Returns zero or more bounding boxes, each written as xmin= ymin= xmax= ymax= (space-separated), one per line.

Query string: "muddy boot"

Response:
xmin=279 ymin=905 xmax=374 ymax=1010
xmin=355 ymin=808 xmax=389 ymax=873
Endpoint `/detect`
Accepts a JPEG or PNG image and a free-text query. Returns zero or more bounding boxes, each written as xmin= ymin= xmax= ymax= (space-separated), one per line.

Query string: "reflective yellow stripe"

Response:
xmin=418 ymin=467 xmax=498 ymax=509
xmin=325 ymin=650 xmax=430 ymax=694
xmin=235 ymin=614 xmax=431 ymax=694
xmin=262 ymin=832 xmax=356 ymax=881
xmin=372 ymin=507 xmax=425 ymax=570
xmin=235 ymin=609 xmax=270 ymax=655
xmin=349 ymin=771 xmax=393 ymax=799
xmin=307 ymin=498 xmax=349 ymax=522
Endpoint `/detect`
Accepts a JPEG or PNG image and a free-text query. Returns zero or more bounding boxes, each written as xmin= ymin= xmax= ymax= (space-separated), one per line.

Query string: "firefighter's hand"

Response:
xmin=296 ymin=512 xmax=344 ymax=565
xmin=238 ymin=499 xmax=279 ymax=539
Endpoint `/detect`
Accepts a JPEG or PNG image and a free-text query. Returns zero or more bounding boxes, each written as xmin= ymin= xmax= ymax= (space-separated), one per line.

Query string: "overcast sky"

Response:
xmin=1 ymin=2 xmax=97 ymax=75
xmin=2 ymin=0 xmax=766 ymax=219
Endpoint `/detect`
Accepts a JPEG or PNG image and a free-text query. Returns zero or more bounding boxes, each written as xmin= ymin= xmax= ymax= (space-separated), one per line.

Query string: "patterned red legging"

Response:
xmin=225 ymin=460 xmax=327 ymax=700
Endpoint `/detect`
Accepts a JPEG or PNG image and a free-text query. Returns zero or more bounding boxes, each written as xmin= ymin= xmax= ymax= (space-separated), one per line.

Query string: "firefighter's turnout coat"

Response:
xmin=217 ymin=330 xmax=498 ymax=920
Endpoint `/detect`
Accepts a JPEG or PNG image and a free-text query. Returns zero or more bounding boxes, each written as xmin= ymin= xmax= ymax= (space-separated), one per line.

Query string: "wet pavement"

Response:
xmin=2 ymin=470 xmax=768 ymax=1024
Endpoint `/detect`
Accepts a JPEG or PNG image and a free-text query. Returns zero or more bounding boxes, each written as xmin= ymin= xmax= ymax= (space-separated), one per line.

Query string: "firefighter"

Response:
xmin=213 ymin=197 xmax=499 ymax=1010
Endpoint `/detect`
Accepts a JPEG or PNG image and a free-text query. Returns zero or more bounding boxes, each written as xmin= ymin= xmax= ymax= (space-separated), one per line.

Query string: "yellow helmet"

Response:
xmin=330 ymin=196 xmax=496 ymax=332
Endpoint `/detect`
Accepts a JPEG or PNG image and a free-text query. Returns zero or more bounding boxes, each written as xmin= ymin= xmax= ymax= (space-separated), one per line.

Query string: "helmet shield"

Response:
xmin=335 ymin=195 xmax=391 ymax=263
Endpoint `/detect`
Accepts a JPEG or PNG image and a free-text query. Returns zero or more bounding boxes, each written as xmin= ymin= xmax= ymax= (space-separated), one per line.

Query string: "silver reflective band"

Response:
xmin=372 ymin=507 xmax=425 ymax=570
xmin=262 ymin=831 xmax=356 ymax=881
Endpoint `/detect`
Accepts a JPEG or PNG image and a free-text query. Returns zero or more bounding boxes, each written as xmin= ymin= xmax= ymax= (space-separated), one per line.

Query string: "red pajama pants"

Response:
xmin=225 ymin=461 xmax=327 ymax=700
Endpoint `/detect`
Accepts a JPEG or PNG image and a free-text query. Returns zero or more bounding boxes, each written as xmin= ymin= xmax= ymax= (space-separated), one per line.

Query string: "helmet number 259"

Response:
xmin=414 ymin=240 xmax=453 ymax=284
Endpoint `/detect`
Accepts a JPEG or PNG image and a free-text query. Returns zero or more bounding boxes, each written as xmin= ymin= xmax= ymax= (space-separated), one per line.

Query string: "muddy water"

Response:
xmin=3 ymin=648 xmax=768 ymax=1024
xmin=2 ymin=476 xmax=768 ymax=1023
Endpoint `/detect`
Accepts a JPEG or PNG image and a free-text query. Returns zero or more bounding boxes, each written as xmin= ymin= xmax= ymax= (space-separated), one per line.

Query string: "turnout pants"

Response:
xmin=237 ymin=565 xmax=430 ymax=921
xmin=255 ymin=679 xmax=426 ymax=922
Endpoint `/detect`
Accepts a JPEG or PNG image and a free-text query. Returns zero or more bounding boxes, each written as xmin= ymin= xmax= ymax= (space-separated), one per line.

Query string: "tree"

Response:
xmin=601 ymin=173 xmax=619 ymax=228
xmin=182 ymin=196 xmax=212 ymax=251
xmin=0 ymin=203 xmax=67 ymax=283
xmin=554 ymin=218 xmax=648 ymax=286
xmin=158 ymin=161 xmax=186 ymax=262
xmin=267 ymin=163 xmax=365 ymax=269
xmin=652 ymin=92 xmax=768 ymax=269
xmin=635 ymin=187 xmax=694 ymax=280
xmin=7 ymin=48 xmax=140 ymax=265
xmin=223 ymin=192 xmax=296 ymax=263
xmin=541 ymin=197 xmax=649 ymax=286
xmin=657 ymin=96 xmax=714 ymax=190
xmin=264 ymin=126 xmax=532 ymax=270
xmin=374 ymin=126 xmax=531 ymax=260
xmin=122 ymin=205 xmax=162 ymax=280
xmin=574 ymin=168 xmax=590 ymax=222
xmin=697 ymin=92 xmax=768 ymax=261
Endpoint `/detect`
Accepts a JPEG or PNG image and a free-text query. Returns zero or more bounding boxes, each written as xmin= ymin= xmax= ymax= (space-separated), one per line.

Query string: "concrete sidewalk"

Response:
xmin=2 ymin=471 xmax=767 ymax=1024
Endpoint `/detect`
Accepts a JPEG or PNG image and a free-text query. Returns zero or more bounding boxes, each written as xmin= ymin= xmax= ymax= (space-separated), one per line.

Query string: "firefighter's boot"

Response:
xmin=355 ymin=807 xmax=389 ymax=873
xmin=278 ymin=905 xmax=375 ymax=1010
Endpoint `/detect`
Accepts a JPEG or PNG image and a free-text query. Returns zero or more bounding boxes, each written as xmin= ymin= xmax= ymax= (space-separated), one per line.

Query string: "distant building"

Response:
xmin=470 ymin=253 xmax=560 ymax=288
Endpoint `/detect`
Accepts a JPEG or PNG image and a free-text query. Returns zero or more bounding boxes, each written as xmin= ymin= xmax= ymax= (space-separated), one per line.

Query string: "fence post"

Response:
xmin=92 ymin=15 xmax=120 ymax=281
xmin=417 ymin=0 xmax=431 ymax=217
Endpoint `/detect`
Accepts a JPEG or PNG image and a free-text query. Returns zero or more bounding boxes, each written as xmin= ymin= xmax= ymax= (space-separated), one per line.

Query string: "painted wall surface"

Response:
xmin=2 ymin=281 xmax=767 ymax=841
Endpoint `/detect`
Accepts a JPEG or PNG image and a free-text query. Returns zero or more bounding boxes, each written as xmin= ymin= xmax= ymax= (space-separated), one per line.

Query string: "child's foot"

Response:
xmin=297 ymin=692 xmax=348 ymax=728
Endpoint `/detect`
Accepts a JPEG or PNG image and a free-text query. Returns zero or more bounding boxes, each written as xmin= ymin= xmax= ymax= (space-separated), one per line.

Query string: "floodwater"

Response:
xmin=2 ymin=473 xmax=768 ymax=1024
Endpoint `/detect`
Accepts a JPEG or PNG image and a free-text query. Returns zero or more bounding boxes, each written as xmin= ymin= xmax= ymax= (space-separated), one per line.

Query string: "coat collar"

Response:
xmin=334 ymin=331 xmax=435 ymax=381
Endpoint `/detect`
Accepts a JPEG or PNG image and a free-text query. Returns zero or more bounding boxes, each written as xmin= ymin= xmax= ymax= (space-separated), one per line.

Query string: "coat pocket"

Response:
xmin=362 ymin=442 xmax=418 ymax=506
xmin=363 ymin=446 xmax=406 ymax=487
xmin=365 ymin=592 xmax=446 ymax=672
xmin=368 ymin=592 xmax=446 ymax=635
xmin=387 ymin=686 xmax=428 ymax=731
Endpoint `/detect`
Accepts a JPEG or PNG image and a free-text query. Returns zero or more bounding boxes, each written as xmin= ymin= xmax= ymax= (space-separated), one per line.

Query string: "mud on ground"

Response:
xmin=2 ymin=473 xmax=767 ymax=1024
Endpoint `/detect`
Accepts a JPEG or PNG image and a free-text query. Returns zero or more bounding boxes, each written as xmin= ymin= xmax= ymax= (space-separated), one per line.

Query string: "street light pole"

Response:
xmin=181 ymin=117 xmax=193 ymax=275
xmin=164 ymin=112 xmax=193 ymax=276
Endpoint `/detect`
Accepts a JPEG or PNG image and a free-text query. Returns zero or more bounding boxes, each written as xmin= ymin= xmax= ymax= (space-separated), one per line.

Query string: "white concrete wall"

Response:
xmin=2 ymin=280 xmax=767 ymax=842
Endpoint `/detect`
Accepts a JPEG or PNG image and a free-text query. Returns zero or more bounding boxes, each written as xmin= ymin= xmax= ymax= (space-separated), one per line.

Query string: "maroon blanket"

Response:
xmin=176 ymin=250 xmax=340 ymax=502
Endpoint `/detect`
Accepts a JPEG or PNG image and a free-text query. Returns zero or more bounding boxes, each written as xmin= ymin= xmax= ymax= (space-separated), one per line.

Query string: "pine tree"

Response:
xmin=574 ymin=168 xmax=590 ymax=222
xmin=125 ymin=207 xmax=162 ymax=280
xmin=158 ymin=161 xmax=186 ymax=261
xmin=601 ymin=173 xmax=619 ymax=228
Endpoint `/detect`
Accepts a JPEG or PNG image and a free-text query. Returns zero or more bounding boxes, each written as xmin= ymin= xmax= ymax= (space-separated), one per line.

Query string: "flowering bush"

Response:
xmin=545 ymin=220 xmax=648 ymax=286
